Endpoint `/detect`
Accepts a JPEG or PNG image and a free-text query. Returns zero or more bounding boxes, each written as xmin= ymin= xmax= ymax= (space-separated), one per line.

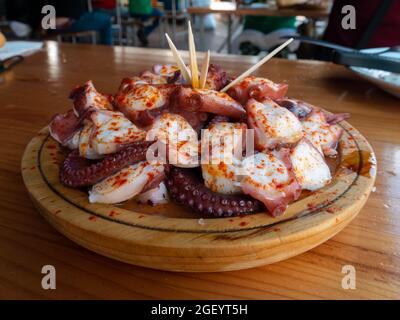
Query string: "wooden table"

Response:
xmin=1 ymin=42 xmax=399 ymax=299
xmin=187 ymin=2 xmax=330 ymax=53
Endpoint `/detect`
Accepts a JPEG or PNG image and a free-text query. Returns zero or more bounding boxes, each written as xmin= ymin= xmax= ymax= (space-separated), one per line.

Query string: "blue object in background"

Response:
xmin=160 ymin=0 xmax=181 ymax=11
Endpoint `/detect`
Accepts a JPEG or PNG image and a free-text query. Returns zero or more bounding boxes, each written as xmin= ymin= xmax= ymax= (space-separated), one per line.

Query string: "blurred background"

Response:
xmin=0 ymin=0 xmax=399 ymax=60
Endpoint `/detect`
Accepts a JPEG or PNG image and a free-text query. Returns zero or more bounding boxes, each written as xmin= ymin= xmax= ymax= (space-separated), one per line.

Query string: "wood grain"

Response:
xmin=1 ymin=42 xmax=400 ymax=298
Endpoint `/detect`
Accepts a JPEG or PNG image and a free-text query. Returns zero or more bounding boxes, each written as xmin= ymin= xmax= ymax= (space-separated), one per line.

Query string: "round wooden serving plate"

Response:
xmin=22 ymin=121 xmax=376 ymax=272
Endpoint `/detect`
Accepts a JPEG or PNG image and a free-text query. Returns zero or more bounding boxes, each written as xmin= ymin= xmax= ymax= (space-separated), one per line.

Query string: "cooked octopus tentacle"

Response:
xmin=69 ymin=80 xmax=114 ymax=116
xmin=167 ymin=167 xmax=264 ymax=217
xmin=205 ymin=64 xmax=231 ymax=90
xmin=227 ymin=76 xmax=288 ymax=105
xmin=60 ymin=140 xmax=153 ymax=187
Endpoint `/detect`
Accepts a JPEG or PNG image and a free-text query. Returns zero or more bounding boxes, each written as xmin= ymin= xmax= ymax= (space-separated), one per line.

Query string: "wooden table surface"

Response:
xmin=1 ymin=42 xmax=399 ymax=299
xmin=187 ymin=2 xmax=330 ymax=18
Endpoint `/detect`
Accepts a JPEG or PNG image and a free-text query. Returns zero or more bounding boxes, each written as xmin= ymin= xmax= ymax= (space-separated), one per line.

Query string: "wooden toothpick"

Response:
xmin=220 ymin=38 xmax=294 ymax=92
xmin=199 ymin=50 xmax=210 ymax=89
xmin=188 ymin=21 xmax=199 ymax=89
xmin=165 ymin=33 xmax=191 ymax=84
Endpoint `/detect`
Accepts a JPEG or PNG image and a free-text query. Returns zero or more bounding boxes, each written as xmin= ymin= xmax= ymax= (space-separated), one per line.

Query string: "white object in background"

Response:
xmin=9 ymin=21 xmax=32 ymax=37
xmin=350 ymin=48 xmax=400 ymax=98
xmin=0 ymin=41 xmax=43 ymax=61
xmin=192 ymin=0 xmax=216 ymax=30
xmin=232 ymin=28 xmax=300 ymax=54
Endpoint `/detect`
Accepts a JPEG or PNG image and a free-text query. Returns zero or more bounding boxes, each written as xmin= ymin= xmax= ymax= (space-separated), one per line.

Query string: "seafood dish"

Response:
xmin=48 ymin=63 xmax=350 ymax=218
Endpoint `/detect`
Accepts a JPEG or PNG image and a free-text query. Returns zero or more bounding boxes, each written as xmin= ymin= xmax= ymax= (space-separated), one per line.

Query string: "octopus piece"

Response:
xmin=142 ymin=64 xmax=183 ymax=84
xmin=122 ymin=65 xmax=182 ymax=88
xmin=114 ymin=82 xmax=176 ymax=127
xmin=138 ymin=71 xmax=169 ymax=85
xmin=147 ymin=113 xmax=199 ymax=168
xmin=240 ymin=150 xmax=301 ymax=217
xmin=172 ymin=87 xmax=246 ymax=119
xmin=206 ymin=115 xmax=231 ymax=127
xmin=69 ymin=80 xmax=114 ymax=117
xmin=167 ymin=70 xmax=184 ymax=85
xmin=275 ymin=98 xmax=314 ymax=120
xmin=168 ymin=90 xmax=209 ymax=132
xmin=202 ymin=162 xmax=241 ymax=195
xmin=149 ymin=63 xmax=226 ymax=87
xmin=60 ymin=140 xmax=153 ymax=187
xmin=246 ymin=98 xmax=303 ymax=151
xmin=64 ymin=129 xmax=81 ymax=150
xmin=169 ymin=108 xmax=209 ymax=133
xmin=290 ymin=139 xmax=332 ymax=191
xmin=89 ymin=161 xmax=165 ymax=204
xmin=324 ymin=112 xmax=351 ymax=125
xmin=204 ymin=64 xmax=231 ymax=91
xmin=136 ymin=181 xmax=169 ymax=206
xmin=167 ymin=167 xmax=264 ymax=217
xmin=118 ymin=77 xmax=149 ymax=90
xmin=276 ymin=98 xmax=350 ymax=125
xmin=301 ymin=110 xmax=343 ymax=157
xmin=49 ymin=109 xmax=84 ymax=146
xmin=115 ymin=82 xmax=168 ymax=110
xmin=79 ymin=122 xmax=102 ymax=159
xmin=152 ymin=64 xmax=180 ymax=77
xmin=90 ymin=110 xmax=145 ymax=153
xmin=201 ymin=122 xmax=247 ymax=194
xmin=227 ymin=76 xmax=288 ymax=105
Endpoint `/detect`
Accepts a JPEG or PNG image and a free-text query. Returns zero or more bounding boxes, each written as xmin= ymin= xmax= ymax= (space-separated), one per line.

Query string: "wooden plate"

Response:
xmin=21 ymin=121 xmax=376 ymax=272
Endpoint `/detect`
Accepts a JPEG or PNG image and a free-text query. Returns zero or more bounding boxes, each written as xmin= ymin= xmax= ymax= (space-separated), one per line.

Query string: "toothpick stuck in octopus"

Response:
xmin=165 ymin=33 xmax=191 ymax=84
xmin=220 ymin=38 xmax=294 ymax=92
